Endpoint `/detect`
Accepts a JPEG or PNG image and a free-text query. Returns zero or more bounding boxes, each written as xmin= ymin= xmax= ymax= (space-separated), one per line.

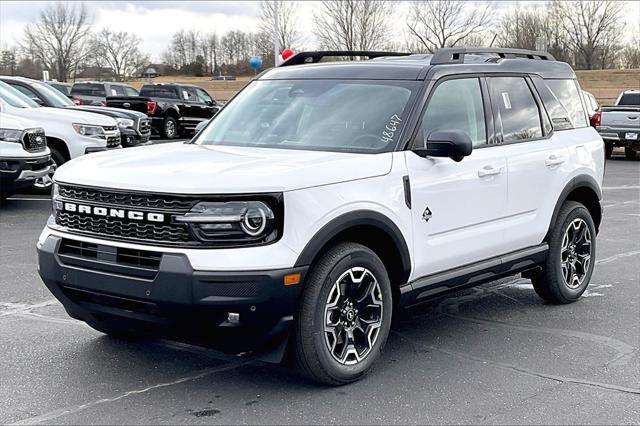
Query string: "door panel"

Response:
xmin=406 ymin=149 xmax=508 ymax=277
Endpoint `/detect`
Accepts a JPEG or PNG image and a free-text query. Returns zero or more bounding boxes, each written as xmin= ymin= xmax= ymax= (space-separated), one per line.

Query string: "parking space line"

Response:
xmin=596 ymin=249 xmax=640 ymax=265
xmin=11 ymin=361 xmax=251 ymax=425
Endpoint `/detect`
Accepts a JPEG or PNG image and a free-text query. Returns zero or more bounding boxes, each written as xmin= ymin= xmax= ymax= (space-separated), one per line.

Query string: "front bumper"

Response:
xmin=37 ymin=235 xmax=307 ymax=353
xmin=121 ymin=127 xmax=152 ymax=148
xmin=0 ymin=155 xmax=52 ymax=190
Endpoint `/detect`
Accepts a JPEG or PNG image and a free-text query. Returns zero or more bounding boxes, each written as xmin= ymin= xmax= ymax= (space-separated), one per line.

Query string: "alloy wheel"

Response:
xmin=560 ymin=218 xmax=592 ymax=289
xmin=165 ymin=120 xmax=176 ymax=138
xmin=323 ymin=267 xmax=383 ymax=365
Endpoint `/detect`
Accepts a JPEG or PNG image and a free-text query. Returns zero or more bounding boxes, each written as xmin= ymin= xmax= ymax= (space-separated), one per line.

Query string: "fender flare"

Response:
xmin=293 ymin=210 xmax=412 ymax=282
xmin=547 ymin=174 xmax=602 ymax=237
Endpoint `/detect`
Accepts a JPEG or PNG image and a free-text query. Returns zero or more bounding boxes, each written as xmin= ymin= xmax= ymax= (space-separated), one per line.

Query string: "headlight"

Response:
xmin=72 ymin=123 xmax=105 ymax=139
xmin=0 ymin=128 xmax=23 ymax=143
xmin=115 ymin=118 xmax=134 ymax=128
xmin=175 ymin=200 xmax=280 ymax=245
xmin=52 ymin=183 xmax=62 ymax=214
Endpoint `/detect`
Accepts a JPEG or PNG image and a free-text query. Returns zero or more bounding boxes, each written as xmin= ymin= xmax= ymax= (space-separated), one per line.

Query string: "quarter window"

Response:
xmin=488 ymin=77 xmax=542 ymax=142
xmin=419 ymin=78 xmax=486 ymax=147
xmin=546 ymin=79 xmax=588 ymax=128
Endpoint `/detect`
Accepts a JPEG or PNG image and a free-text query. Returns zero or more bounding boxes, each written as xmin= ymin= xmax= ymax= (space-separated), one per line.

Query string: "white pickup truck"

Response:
xmin=592 ymin=90 xmax=640 ymax=160
xmin=0 ymin=81 xmax=121 ymax=190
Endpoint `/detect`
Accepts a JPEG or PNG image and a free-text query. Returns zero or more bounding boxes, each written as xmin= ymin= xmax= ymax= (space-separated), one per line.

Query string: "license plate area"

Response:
xmin=626 ymin=132 xmax=638 ymax=140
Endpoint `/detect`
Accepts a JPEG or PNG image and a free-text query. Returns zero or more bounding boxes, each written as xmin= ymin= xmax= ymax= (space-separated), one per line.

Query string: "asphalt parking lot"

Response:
xmin=0 ymin=155 xmax=638 ymax=425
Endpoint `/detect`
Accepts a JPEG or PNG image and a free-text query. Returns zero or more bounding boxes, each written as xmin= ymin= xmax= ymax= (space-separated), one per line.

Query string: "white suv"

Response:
xmin=0 ymin=81 xmax=120 ymax=190
xmin=38 ymin=49 xmax=604 ymax=385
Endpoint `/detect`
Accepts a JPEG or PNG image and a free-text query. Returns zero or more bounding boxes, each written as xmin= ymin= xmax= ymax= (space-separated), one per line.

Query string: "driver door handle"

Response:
xmin=545 ymin=154 xmax=566 ymax=167
xmin=478 ymin=165 xmax=502 ymax=177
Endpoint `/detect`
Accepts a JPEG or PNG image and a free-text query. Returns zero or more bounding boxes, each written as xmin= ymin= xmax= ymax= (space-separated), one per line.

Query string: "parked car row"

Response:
xmin=584 ymin=89 xmax=639 ymax=160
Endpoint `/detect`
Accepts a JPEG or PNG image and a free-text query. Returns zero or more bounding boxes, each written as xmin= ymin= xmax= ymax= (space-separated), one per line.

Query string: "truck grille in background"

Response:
xmin=22 ymin=129 xmax=47 ymax=152
xmin=102 ymin=126 xmax=118 ymax=132
xmin=55 ymin=185 xmax=199 ymax=245
xmin=107 ymin=135 xmax=121 ymax=147
xmin=138 ymin=119 xmax=151 ymax=134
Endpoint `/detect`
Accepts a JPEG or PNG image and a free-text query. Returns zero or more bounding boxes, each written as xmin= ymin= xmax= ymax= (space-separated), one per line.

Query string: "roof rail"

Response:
xmin=430 ymin=48 xmax=555 ymax=65
xmin=280 ymin=51 xmax=411 ymax=67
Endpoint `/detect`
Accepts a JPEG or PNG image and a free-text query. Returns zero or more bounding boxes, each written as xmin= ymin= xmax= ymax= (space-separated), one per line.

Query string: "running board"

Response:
xmin=400 ymin=244 xmax=548 ymax=306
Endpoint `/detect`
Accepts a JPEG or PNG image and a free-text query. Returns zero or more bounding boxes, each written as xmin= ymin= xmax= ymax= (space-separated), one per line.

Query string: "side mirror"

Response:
xmin=413 ymin=130 xmax=473 ymax=162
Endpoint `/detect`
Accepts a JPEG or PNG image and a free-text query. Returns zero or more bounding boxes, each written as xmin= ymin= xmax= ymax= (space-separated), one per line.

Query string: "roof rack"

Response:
xmin=430 ymin=48 xmax=555 ymax=65
xmin=280 ymin=51 xmax=411 ymax=67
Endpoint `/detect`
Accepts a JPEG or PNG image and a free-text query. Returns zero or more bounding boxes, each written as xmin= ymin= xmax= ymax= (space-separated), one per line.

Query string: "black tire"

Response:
xmin=161 ymin=116 xmax=179 ymax=139
xmin=604 ymin=144 xmax=613 ymax=159
xmin=32 ymin=147 xmax=64 ymax=194
xmin=293 ymin=242 xmax=393 ymax=385
xmin=531 ymin=201 xmax=596 ymax=304
xmin=625 ymin=147 xmax=639 ymax=161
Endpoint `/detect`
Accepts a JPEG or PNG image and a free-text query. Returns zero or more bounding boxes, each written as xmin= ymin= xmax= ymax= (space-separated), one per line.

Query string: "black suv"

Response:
xmin=71 ymin=82 xmax=139 ymax=106
xmin=106 ymin=83 xmax=220 ymax=138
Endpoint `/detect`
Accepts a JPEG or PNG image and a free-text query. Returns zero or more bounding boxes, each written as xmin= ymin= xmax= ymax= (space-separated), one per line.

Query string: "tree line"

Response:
xmin=1 ymin=0 xmax=639 ymax=82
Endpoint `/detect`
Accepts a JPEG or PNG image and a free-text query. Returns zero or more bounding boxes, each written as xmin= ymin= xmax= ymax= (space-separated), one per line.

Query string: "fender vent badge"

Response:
xmin=422 ymin=207 xmax=432 ymax=222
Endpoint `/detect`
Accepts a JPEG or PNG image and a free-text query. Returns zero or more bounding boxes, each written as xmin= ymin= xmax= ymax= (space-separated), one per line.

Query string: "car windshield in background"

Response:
xmin=618 ymin=93 xmax=640 ymax=106
xmin=37 ymin=82 xmax=75 ymax=107
xmin=0 ymin=81 xmax=39 ymax=108
xmin=71 ymin=84 xmax=106 ymax=97
xmin=195 ymin=80 xmax=418 ymax=153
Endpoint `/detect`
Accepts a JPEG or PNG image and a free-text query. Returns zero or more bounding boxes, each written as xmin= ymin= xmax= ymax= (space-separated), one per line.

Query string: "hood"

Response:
xmin=20 ymin=107 xmax=117 ymax=126
xmin=55 ymin=142 xmax=393 ymax=193
xmin=66 ymin=105 xmax=146 ymax=119
xmin=0 ymin=112 xmax=40 ymax=130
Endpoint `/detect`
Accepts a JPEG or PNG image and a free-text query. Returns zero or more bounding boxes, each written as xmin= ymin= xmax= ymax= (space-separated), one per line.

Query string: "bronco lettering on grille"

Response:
xmin=63 ymin=202 xmax=165 ymax=223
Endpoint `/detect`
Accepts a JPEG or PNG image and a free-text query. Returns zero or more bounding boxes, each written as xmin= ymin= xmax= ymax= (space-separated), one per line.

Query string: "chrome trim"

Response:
xmin=16 ymin=164 xmax=54 ymax=181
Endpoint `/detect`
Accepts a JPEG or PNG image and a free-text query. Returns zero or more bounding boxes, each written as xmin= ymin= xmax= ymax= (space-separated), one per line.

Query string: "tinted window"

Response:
xmin=140 ymin=86 xmax=178 ymax=99
xmin=196 ymin=88 xmax=213 ymax=104
xmin=124 ymin=86 xmax=139 ymax=96
xmin=51 ymin=83 xmax=71 ymax=96
xmin=532 ymin=76 xmax=571 ymax=131
xmin=196 ymin=79 xmax=418 ymax=154
xmin=11 ymin=84 xmax=39 ymax=99
xmin=71 ymin=84 xmax=106 ymax=97
xmin=0 ymin=81 xmax=39 ymax=108
xmin=546 ymin=79 xmax=588 ymax=128
xmin=618 ymin=93 xmax=640 ymax=106
xmin=489 ymin=77 xmax=542 ymax=142
xmin=110 ymin=85 xmax=126 ymax=96
xmin=419 ymin=78 xmax=486 ymax=147
xmin=182 ymin=87 xmax=197 ymax=101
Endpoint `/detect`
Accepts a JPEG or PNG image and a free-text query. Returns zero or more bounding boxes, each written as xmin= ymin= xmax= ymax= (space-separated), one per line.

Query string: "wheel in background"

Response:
xmin=293 ymin=242 xmax=393 ymax=385
xmin=162 ymin=116 xmax=178 ymax=139
xmin=531 ymin=201 xmax=596 ymax=304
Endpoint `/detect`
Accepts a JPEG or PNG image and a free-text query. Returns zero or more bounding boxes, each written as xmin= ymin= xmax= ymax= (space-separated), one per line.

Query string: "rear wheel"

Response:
xmin=293 ymin=243 xmax=392 ymax=385
xmin=625 ymin=147 xmax=639 ymax=161
xmin=162 ymin=116 xmax=178 ymax=139
xmin=531 ymin=201 xmax=596 ymax=304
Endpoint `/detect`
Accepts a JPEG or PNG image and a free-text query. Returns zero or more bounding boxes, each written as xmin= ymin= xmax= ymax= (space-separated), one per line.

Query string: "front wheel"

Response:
xmin=531 ymin=201 xmax=596 ymax=304
xmin=293 ymin=243 xmax=392 ymax=385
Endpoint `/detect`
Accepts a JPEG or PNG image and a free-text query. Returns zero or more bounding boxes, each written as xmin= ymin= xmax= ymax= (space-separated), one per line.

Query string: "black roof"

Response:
xmin=261 ymin=48 xmax=576 ymax=81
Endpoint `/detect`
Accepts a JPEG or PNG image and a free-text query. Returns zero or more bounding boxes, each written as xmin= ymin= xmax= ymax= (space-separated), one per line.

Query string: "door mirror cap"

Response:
xmin=413 ymin=130 xmax=473 ymax=162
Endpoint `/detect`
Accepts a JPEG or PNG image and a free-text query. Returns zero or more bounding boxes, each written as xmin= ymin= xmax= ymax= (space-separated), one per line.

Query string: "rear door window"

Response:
xmin=140 ymin=86 xmax=178 ymax=99
xmin=488 ymin=77 xmax=543 ymax=142
xmin=71 ymin=84 xmax=106 ymax=97
xmin=617 ymin=92 xmax=640 ymax=106
xmin=110 ymin=85 xmax=126 ymax=96
xmin=545 ymin=79 xmax=588 ymax=128
xmin=124 ymin=86 xmax=139 ymax=96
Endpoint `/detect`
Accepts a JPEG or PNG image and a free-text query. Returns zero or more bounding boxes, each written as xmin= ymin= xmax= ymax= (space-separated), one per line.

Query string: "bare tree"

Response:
xmin=406 ymin=0 xmax=492 ymax=53
xmin=22 ymin=2 xmax=92 ymax=81
xmin=554 ymin=0 xmax=625 ymax=69
xmin=314 ymin=0 xmax=396 ymax=51
xmin=90 ymin=29 xmax=148 ymax=81
xmin=259 ymin=1 xmax=300 ymax=50
xmin=622 ymin=24 xmax=640 ymax=69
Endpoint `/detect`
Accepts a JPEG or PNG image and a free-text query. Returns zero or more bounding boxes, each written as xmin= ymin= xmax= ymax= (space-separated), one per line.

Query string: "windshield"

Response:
xmin=194 ymin=79 xmax=419 ymax=153
xmin=37 ymin=82 xmax=74 ymax=107
xmin=0 ymin=81 xmax=39 ymax=108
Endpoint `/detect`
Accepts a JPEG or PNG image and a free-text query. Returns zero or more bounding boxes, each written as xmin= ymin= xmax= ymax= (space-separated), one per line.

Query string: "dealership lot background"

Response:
xmin=2 ymin=0 xmax=640 ymax=424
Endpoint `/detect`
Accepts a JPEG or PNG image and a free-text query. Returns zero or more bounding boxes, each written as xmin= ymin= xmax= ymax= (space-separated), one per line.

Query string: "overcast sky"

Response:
xmin=1 ymin=1 xmax=639 ymax=62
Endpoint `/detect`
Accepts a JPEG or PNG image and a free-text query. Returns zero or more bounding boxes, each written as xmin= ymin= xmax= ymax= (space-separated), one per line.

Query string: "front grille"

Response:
xmin=22 ymin=129 xmax=47 ymax=152
xmin=107 ymin=135 xmax=121 ymax=148
xmin=56 ymin=211 xmax=192 ymax=243
xmin=59 ymin=238 xmax=162 ymax=270
xmin=138 ymin=119 xmax=151 ymax=134
xmin=58 ymin=185 xmax=197 ymax=211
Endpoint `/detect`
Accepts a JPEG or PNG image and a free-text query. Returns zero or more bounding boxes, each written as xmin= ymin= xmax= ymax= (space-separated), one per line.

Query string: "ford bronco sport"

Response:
xmin=38 ymin=49 xmax=604 ymax=385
